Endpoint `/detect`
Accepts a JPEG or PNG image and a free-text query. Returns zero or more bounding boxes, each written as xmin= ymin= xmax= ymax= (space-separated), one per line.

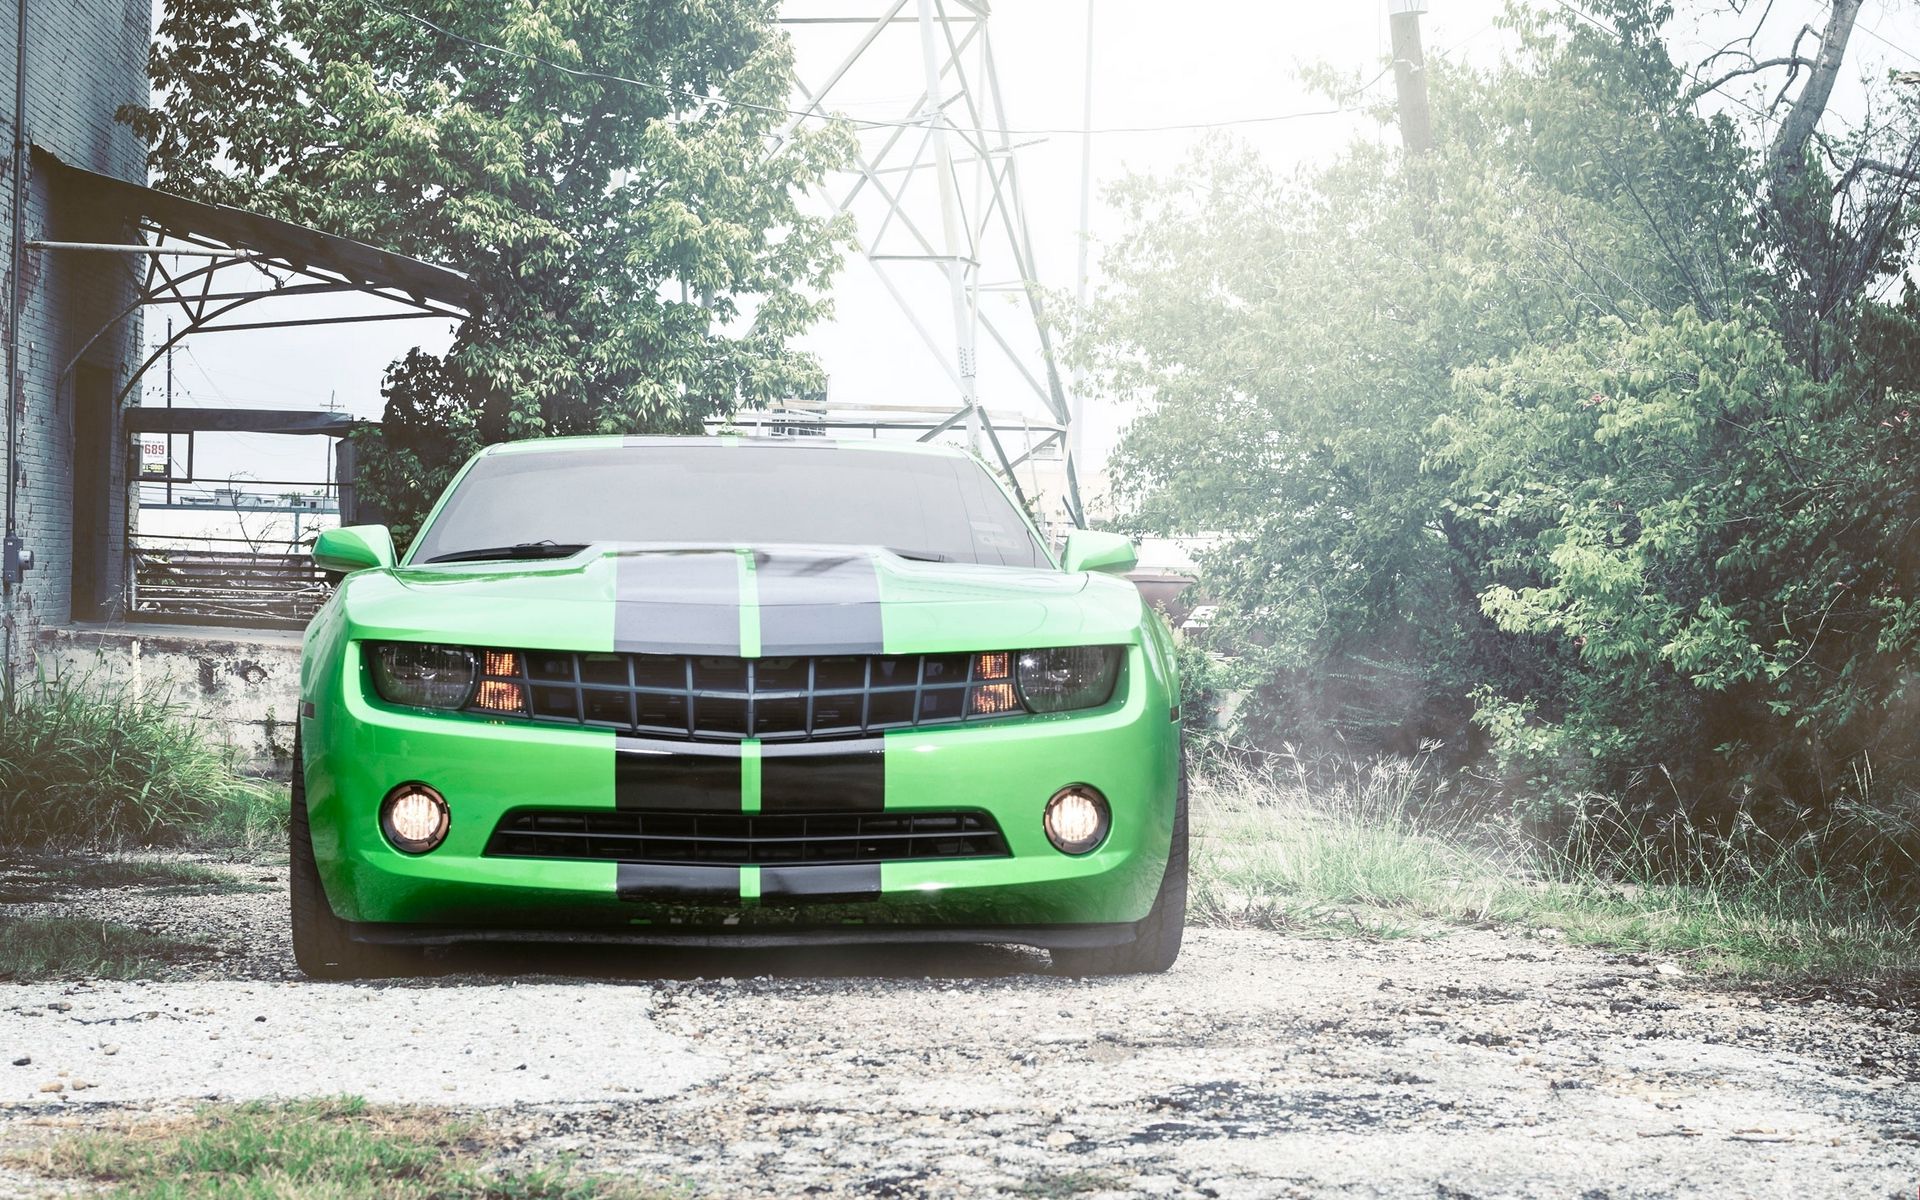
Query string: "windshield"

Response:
xmin=408 ymin=442 xmax=1051 ymax=569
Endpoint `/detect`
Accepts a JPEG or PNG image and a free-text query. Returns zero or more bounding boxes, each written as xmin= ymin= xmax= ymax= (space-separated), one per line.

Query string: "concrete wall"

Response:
xmin=1 ymin=0 xmax=151 ymax=658
xmin=34 ymin=622 xmax=302 ymax=779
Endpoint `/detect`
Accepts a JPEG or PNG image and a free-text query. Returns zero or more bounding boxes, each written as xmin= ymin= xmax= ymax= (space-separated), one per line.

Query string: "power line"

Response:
xmin=1856 ymin=18 xmax=1920 ymax=68
xmin=351 ymin=0 xmax=1386 ymax=138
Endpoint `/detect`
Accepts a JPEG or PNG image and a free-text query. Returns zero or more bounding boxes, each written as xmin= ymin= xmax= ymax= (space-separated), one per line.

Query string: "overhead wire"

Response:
xmin=1855 ymin=18 xmax=1920 ymax=68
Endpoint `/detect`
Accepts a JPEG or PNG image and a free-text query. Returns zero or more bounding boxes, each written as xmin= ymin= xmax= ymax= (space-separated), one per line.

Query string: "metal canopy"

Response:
xmin=33 ymin=147 xmax=480 ymax=310
xmin=29 ymin=146 xmax=478 ymax=409
xmin=123 ymin=408 xmax=358 ymax=437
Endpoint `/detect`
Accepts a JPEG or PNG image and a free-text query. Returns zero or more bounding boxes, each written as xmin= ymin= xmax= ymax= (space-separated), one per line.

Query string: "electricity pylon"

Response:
xmin=776 ymin=1 xmax=1083 ymax=528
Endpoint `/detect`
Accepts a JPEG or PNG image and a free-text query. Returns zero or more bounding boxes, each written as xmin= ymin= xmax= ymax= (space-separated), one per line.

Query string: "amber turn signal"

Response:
xmin=969 ymin=682 xmax=1020 ymax=715
xmin=472 ymin=679 xmax=526 ymax=713
xmin=481 ymin=649 xmax=521 ymax=677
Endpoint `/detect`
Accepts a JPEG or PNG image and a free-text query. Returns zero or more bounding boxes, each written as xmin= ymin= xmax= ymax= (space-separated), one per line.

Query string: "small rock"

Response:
xmin=69 ymin=1080 xmax=92 ymax=1091
xmin=46 ymin=1002 xmax=71 ymax=1013
xmin=1655 ymin=962 xmax=1684 ymax=977
xmin=38 ymin=1081 xmax=63 ymax=1093
xmin=254 ymin=1016 xmax=267 ymax=1023
xmin=100 ymin=1045 xmax=118 ymax=1056
xmin=10 ymin=1056 xmax=27 ymax=1067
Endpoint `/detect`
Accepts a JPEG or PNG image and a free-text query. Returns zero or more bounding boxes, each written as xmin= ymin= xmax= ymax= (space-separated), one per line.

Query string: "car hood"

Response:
xmin=336 ymin=545 xmax=1147 ymax=655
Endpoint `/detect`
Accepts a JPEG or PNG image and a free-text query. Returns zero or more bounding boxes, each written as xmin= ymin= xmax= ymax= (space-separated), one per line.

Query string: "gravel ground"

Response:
xmin=2 ymin=855 xmax=1918 ymax=1199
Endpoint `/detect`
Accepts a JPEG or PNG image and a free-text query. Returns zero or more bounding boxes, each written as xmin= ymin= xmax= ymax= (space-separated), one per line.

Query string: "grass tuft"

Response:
xmin=0 ymin=673 xmax=288 ymax=850
xmin=18 ymin=1099 xmax=672 ymax=1199
xmin=1191 ymin=755 xmax=1920 ymax=981
xmin=0 ymin=915 xmax=207 ymax=981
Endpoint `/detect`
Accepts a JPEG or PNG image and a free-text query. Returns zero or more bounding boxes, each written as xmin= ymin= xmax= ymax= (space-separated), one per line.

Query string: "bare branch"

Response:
xmin=1685 ymin=54 xmax=1818 ymax=103
xmin=1839 ymin=156 xmax=1920 ymax=188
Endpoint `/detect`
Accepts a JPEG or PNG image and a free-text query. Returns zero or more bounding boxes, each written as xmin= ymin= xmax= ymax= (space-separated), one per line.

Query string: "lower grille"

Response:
xmin=484 ymin=809 xmax=1010 ymax=866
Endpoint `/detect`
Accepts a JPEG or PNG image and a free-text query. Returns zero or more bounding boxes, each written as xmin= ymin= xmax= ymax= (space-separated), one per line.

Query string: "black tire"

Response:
xmin=1051 ymin=760 xmax=1188 ymax=976
xmin=289 ymin=735 xmax=417 ymax=980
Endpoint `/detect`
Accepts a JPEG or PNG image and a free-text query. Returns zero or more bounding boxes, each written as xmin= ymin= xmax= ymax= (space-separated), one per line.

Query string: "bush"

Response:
xmin=0 ymin=676 xmax=287 ymax=848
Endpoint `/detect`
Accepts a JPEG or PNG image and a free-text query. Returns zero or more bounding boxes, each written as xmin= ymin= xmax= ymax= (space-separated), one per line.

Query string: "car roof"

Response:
xmin=479 ymin=435 xmax=971 ymax=460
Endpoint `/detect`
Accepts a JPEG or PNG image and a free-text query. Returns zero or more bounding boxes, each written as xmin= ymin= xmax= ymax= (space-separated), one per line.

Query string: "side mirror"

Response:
xmin=313 ymin=525 xmax=396 ymax=574
xmin=1061 ymin=530 xmax=1138 ymax=575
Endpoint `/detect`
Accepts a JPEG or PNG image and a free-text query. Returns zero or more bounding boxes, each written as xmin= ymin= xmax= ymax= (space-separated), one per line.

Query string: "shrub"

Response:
xmin=0 ymin=675 xmax=286 ymax=848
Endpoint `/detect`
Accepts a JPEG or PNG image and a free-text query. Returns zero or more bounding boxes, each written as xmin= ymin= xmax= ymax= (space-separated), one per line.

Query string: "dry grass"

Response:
xmin=1189 ymin=755 xmax=1920 ymax=981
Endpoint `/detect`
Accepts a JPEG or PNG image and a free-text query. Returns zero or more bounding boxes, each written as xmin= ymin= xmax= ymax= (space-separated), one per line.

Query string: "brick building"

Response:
xmin=1 ymin=0 xmax=149 ymax=665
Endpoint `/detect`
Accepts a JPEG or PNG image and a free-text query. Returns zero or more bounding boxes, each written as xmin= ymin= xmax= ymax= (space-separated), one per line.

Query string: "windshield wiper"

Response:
xmin=885 ymin=547 xmax=951 ymax=563
xmin=425 ymin=540 xmax=588 ymax=564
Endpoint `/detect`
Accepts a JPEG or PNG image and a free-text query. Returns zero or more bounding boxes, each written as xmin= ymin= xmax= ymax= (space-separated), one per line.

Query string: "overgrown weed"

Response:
xmin=1190 ymin=748 xmax=1920 ymax=981
xmin=0 ymin=672 xmax=287 ymax=849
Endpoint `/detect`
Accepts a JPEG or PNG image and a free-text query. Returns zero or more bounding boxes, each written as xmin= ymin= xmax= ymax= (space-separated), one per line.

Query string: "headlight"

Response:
xmin=368 ymin=643 xmax=477 ymax=710
xmin=1014 ymin=646 xmax=1122 ymax=713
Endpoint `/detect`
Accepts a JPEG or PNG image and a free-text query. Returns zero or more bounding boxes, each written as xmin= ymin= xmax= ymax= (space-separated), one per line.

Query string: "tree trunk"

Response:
xmin=1767 ymin=0 xmax=1865 ymax=191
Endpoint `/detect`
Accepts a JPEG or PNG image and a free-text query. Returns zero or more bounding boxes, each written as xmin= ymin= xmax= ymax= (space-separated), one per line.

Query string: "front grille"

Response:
xmin=463 ymin=650 xmax=1020 ymax=743
xmin=485 ymin=809 xmax=1010 ymax=866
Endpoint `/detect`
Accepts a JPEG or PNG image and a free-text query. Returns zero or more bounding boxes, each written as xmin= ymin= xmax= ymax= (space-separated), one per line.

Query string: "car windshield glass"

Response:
xmin=408 ymin=443 xmax=1051 ymax=569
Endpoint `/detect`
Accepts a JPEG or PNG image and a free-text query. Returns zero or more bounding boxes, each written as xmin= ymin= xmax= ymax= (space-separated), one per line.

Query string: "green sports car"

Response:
xmin=294 ymin=436 xmax=1185 ymax=978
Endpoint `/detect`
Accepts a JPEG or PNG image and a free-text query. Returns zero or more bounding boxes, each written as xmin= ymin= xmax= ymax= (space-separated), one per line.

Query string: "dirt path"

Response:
xmin=2 ymin=859 xmax=1917 ymax=1198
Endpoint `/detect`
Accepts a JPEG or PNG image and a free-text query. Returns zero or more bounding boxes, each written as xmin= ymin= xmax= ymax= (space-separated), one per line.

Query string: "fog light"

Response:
xmin=380 ymin=783 xmax=449 ymax=855
xmin=1044 ymin=785 xmax=1110 ymax=855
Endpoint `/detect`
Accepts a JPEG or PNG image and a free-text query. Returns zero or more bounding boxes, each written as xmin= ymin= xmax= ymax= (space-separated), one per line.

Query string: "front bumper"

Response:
xmin=302 ymin=645 xmax=1179 ymax=937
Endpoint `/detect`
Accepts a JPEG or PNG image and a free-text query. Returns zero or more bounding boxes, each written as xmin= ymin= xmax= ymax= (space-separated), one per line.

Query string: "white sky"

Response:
xmin=155 ymin=0 xmax=1920 ymax=507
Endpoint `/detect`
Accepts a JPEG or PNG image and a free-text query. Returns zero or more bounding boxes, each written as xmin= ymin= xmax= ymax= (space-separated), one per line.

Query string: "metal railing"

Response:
xmin=128 ymin=533 xmax=329 ymax=628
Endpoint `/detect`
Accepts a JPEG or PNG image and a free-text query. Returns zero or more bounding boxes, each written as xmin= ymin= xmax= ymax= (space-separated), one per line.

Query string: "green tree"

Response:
xmin=126 ymin=0 xmax=850 ymax=543
xmin=1079 ymin=8 xmax=1753 ymax=753
xmin=1076 ymin=0 xmax=1920 ymax=851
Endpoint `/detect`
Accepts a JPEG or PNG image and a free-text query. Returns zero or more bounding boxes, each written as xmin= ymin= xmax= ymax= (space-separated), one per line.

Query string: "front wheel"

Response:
xmin=1051 ymin=762 xmax=1188 ymax=976
xmin=289 ymin=736 xmax=418 ymax=980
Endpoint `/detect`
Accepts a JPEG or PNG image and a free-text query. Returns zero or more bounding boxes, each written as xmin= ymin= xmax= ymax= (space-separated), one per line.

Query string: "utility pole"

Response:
xmin=1388 ymin=0 xmax=1432 ymax=158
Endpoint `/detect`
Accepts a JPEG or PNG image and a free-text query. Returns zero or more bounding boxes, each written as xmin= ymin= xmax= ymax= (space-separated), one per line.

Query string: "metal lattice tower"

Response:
xmin=775 ymin=1 xmax=1083 ymax=529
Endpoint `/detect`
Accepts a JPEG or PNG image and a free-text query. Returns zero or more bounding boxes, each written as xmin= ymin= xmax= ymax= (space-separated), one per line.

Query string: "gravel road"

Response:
xmin=2 ymin=856 xmax=1918 ymax=1199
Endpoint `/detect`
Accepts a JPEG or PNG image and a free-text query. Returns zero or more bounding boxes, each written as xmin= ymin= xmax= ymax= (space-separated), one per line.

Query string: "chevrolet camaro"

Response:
xmin=294 ymin=436 xmax=1185 ymax=977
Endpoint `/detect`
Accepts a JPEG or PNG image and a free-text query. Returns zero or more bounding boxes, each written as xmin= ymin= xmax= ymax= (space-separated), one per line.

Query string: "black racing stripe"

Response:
xmin=754 ymin=550 xmax=884 ymax=656
xmin=613 ymin=551 xmax=741 ymax=656
xmin=616 ymin=863 xmax=741 ymax=903
xmin=759 ymin=863 xmax=882 ymax=906
xmin=760 ymin=739 xmax=885 ymax=812
xmin=615 ymin=737 xmax=742 ymax=811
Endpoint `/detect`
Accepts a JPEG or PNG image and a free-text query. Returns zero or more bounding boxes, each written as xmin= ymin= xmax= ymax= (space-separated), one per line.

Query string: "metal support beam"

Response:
xmin=25 ymin=240 xmax=254 ymax=256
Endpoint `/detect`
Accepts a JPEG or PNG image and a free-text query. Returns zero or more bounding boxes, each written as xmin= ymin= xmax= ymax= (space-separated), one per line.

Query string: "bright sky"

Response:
xmin=157 ymin=0 xmax=1920 ymax=507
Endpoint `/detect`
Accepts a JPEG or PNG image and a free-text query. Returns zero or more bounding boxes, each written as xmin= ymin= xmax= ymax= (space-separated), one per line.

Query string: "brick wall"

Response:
xmin=0 ymin=0 xmax=149 ymax=663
